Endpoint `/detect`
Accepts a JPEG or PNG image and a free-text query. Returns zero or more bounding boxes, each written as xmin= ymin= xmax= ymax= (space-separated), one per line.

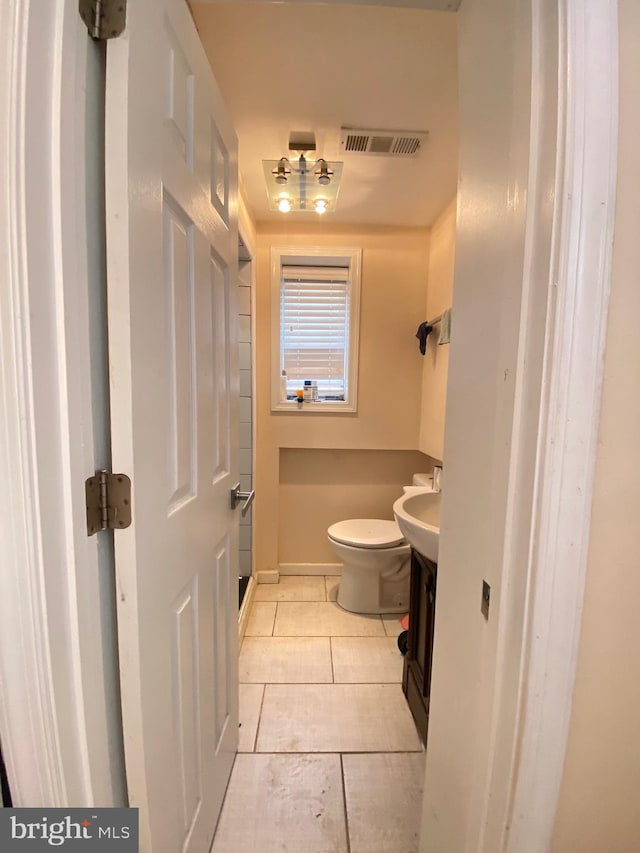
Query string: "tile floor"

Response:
xmin=212 ymin=576 xmax=424 ymax=853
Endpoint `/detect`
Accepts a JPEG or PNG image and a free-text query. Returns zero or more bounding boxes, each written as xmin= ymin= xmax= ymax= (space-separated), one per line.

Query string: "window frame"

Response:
xmin=270 ymin=246 xmax=362 ymax=413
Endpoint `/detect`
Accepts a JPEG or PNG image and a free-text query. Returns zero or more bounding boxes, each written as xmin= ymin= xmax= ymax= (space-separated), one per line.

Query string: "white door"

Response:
xmin=105 ymin=0 xmax=239 ymax=850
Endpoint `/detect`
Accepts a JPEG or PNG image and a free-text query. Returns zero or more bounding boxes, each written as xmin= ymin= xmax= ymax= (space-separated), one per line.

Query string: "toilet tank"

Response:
xmin=412 ymin=473 xmax=432 ymax=487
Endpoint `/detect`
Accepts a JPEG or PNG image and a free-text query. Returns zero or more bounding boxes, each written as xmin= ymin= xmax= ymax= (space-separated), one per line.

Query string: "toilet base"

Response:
xmin=336 ymin=560 xmax=410 ymax=615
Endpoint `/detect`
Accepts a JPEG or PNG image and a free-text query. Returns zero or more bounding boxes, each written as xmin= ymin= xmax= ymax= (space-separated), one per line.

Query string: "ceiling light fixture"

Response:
xmin=263 ymin=136 xmax=343 ymax=214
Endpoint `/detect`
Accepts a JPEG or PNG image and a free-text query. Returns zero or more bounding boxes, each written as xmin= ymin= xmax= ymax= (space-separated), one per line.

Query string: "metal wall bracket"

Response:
xmin=86 ymin=471 xmax=132 ymax=536
xmin=79 ymin=0 xmax=127 ymax=40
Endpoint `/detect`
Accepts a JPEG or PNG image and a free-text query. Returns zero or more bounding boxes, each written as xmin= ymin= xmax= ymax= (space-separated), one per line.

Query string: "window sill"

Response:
xmin=271 ymin=400 xmax=357 ymax=414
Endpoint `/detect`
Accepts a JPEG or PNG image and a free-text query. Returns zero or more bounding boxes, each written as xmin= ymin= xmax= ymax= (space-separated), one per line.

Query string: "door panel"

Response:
xmin=164 ymin=198 xmax=197 ymax=511
xmin=210 ymin=252 xmax=231 ymax=482
xmin=106 ymin=0 xmax=239 ymax=849
xmin=213 ymin=535 xmax=232 ymax=748
xmin=210 ymin=121 xmax=230 ymax=223
xmin=172 ymin=579 xmax=202 ymax=835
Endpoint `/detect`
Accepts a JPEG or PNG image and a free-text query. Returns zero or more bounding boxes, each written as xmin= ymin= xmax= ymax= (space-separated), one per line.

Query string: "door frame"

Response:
xmin=472 ymin=1 xmax=619 ymax=850
xmin=0 ymin=0 xmax=618 ymax=846
xmin=0 ymin=0 xmax=125 ymax=807
xmin=503 ymin=2 xmax=618 ymax=846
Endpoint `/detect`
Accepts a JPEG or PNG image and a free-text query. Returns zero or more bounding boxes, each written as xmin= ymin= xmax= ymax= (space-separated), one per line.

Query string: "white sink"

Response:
xmin=393 ymin=488 xmax=441 ymax=562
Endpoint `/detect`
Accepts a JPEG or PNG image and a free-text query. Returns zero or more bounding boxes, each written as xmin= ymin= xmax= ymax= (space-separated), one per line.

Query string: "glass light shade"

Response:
xmin=263 ymin=159 xmax=343 ymax=213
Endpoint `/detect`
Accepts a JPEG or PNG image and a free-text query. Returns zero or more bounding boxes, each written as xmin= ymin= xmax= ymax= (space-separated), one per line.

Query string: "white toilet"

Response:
xmin=327 ymin=474 xmax=432 ymax=614
xmin=327 ymin=519 xmax=410 ymax=614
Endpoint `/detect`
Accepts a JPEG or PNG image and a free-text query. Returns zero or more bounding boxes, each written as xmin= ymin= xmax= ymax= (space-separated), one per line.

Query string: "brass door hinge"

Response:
xmin=85 ymin=471 xmax=132 ymax=535
xmin=79 ymin=0 xmax=127 ymax=40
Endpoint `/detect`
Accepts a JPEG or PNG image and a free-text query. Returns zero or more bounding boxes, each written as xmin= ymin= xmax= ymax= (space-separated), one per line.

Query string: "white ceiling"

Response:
xmin=192 ymin=2 xmax=459 ymax=227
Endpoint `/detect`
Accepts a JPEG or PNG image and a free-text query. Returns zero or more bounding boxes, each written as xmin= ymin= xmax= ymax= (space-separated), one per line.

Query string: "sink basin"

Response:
xmin=393 ymin=489 xmax=441 ymax=562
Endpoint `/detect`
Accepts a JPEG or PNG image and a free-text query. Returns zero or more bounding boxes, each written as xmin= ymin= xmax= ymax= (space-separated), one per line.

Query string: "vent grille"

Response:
xmin=340 ymin=127 xmax=427 ymax=158
xmin=345 ymin=134 xmax=369 ymax=153
xmin=393 ymin=136 xmax=422 ymax=155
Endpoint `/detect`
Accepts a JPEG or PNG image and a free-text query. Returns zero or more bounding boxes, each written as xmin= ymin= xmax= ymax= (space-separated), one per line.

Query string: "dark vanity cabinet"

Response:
xmin=402 ymin=548 xmax=438 ymax=745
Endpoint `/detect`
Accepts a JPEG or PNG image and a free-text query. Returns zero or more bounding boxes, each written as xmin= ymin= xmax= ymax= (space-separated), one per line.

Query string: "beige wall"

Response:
xmin=418 ymin=197 xmax=456 ymax=461
xmin=279 ymin=449 xmax=429 ymax=565
xmin=550 ymin=3 xmax=640 ymax=849
xmin=253 ymin=224 xmax=431 ymax=572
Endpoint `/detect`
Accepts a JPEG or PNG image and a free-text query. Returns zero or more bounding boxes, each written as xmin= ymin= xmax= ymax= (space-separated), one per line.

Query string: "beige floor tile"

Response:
xmin=256 ymin=684 xmax=422 ymax=753
xmin=381 ymin=613 xmax=406 ymax=638
xmin=240 ymin=637 xmax=332 ymax=684
xmin=325 ymin=576 xmax=339 ymax=602
xmin=342 ymin=753 xmax=425 ymax=853
xmin=212 ymin=753 xmax=348 ymax=853
xmin=274 ymin=602 xmax=386 ymax=637
xmin=254 ymin=575 xmax=327 ymax=602
xmin=331 ymin=637 xmax=403 ymax=683
xmin=245 ymin=601 xmax=277 ymax=636
xmin=238 ymin=684 xmax=264 ymax=752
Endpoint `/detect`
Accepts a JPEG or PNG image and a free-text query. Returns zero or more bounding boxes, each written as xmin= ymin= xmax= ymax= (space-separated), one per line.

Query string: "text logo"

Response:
xmin=1 ymin=809 xmax=138 ymax=851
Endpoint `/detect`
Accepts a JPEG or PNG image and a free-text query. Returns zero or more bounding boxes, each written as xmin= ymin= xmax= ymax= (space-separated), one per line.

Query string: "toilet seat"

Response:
xmin=327 ymin=519 xmax=405 ymax=550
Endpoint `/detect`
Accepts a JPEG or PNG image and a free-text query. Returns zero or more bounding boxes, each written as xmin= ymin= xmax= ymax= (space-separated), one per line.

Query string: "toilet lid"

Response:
xmin=328 ymin=519 xmax=406 ymax=549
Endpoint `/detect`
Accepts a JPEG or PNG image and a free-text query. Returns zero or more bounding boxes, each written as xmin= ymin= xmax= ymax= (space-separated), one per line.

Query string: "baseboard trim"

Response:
xmin=238 ymin=575 xmax=256 ymax=643
xmin=278 ymin=563 xmax=343 ymax=576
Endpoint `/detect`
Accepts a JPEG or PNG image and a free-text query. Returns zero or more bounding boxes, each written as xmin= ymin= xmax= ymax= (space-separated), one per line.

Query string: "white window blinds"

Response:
xmin=280 ymin=265 xmax=351 ymax=400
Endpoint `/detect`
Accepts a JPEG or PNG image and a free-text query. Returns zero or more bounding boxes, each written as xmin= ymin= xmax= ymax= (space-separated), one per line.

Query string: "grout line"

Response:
xmin=254 ymin=747 xmax=424 ymax=754
xmin=241 ymin=683 xmax=334 ymax=688
xmin=243 ymin=634 xmax=347 ymax=639
xmin=339 ymin=754 xmax=352 ymax=853
xmin=329 ymin=636 xmax=335 ymax=683
xmin=268 ymin=634 xmax=390 ymax=639
xmin=255 ymin=598 xmax=331 ymax=604
xmin=252 ymin=683 xmax=268 ymax=753
xmin=238 ymin=750 xmax=420 ymax=756
xmin=271 ymin=601 xmax=276 ymax=636
xmin=338 ymin=750 xmax=424 ymax=756
xmin=250 ymin=683 xmax=266 ymax=753
xmin=238 ymin=681 xmax=403 ymax=686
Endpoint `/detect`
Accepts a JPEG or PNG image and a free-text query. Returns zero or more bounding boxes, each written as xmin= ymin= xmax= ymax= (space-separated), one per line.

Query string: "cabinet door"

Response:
xmin=403 ymin=549 xmax=438 ymax=742
xmin=421 ymin=560 xmax=437 ymax=706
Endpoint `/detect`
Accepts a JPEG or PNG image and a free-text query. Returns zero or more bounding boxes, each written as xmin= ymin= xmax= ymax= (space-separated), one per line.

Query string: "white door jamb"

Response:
xmin=0 ymin=0 xmax=125 ymax=807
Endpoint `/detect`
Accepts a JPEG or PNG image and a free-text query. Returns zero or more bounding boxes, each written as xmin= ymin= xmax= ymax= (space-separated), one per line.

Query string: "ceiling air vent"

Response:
xmin=340 ymin=127 xmax=427 ymax=158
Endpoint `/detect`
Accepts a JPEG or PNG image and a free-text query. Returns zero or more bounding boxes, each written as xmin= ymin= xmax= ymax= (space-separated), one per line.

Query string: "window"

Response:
xmin=271 ymin=247 xmax=361 ymax=412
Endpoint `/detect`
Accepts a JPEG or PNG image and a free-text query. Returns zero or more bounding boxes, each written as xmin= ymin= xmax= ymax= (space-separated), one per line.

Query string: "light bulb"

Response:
xmin=277 ymin=197 xmax=292 ymax=213
xmin=273 ymin=158 xmax=290 ymax=185
xmin=314 ymin=199 xmax=328 ymax=214
xmin=315 ymin=159 xmax=332 ymax=186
